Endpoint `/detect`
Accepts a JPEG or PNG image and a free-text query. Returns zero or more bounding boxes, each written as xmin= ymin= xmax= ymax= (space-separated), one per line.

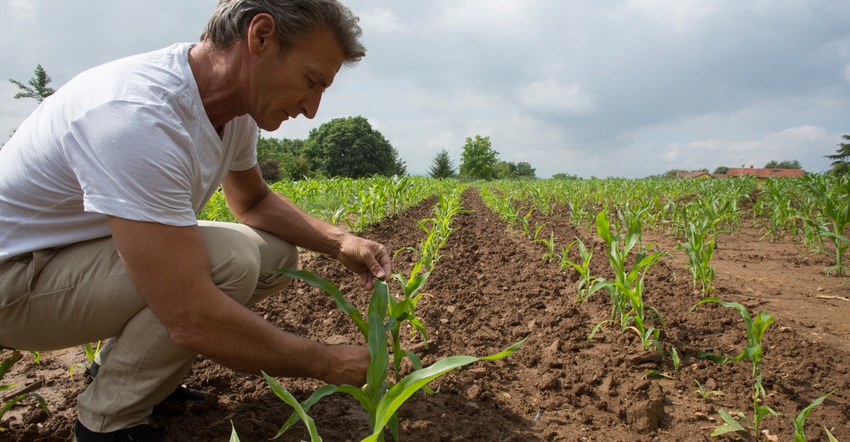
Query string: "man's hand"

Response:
xmin=320 ymin=345 xmax=370 ymax=386
xmin=337 ymin=235 xmax=392 ymax=289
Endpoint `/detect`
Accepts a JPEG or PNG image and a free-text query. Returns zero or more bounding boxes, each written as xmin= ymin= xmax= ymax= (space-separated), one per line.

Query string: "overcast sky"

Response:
xmin=2 ymin=0 xmax=848 ymax=178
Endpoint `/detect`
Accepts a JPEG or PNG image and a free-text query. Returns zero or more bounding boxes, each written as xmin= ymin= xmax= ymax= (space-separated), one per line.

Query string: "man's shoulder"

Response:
xmin=69 ymin=43 xmax=195 ymax=105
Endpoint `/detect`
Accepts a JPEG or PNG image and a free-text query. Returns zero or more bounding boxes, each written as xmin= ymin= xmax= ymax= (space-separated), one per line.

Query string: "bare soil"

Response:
xmin=3 ymin=188 xmax=849 ymax=441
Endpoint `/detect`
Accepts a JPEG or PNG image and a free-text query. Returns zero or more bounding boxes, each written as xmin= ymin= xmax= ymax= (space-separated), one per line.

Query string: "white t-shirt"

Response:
xmin=0 ymin=43 xmax=257 ymax=259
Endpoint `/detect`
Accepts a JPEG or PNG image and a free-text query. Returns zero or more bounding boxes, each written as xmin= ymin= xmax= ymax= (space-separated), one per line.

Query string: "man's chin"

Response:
xmin=258 ymin=120 xmax=284 ymax=132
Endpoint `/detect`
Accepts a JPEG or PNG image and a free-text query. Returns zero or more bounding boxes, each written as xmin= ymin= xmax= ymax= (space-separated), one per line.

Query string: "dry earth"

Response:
xmin=2 ymin=188 xmax=849 ymax=441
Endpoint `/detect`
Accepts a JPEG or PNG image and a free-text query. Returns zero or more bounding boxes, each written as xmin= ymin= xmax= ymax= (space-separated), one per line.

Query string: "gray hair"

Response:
xmin=200 ymin=0 xmax=365 ymax=64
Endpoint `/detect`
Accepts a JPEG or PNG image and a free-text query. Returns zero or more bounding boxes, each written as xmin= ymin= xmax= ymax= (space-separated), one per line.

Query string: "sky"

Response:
xmin=2 ymin=0 xmax=849 ymax=179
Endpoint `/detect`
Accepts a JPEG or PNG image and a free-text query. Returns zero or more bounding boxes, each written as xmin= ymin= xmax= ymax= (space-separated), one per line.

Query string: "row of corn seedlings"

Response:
xmin=482 ymin=179 xmax=841 ymax=441
xmin=744 ymin=174 xmax=850 ymax=277
xmin=199 ymin=175 xmax=445 ymax=232
xmin=232 ymin=183 xmax=528 ymax=442
xmin=479 ymin=184 xmax=671 ymax=355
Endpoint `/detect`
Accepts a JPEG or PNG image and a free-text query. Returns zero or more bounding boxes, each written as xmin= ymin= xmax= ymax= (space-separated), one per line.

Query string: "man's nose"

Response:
xmin=300 ymin=92 xmax=322 ymax=119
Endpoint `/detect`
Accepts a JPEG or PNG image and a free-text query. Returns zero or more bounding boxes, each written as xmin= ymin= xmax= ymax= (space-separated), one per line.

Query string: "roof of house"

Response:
xmin=725 ymin=168 xmax=806 ymax=178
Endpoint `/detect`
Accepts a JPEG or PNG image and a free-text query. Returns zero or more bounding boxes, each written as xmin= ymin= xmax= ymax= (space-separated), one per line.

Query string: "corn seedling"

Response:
xmin=792 ymin=391 xmax=834 ymax=442
xmin=681 ymin=219 xmax=717 ymax=295
xmin=670 ymin=346 xmax=681 ymax=372
xmin=534 ymin=230 xmax=557 ymax=264
xmin=1 ymin=350 xmax=49 ymax=431
xmin=557 ymin=238 xmax=596 ymax=303
xmin=517 ymin=207 xmax=535 ymax=238
xmin=70 ymin=340 xmax=102 ymax=378
xmin=588 ymin=211 xmax=666 ymax=353
xmin=756 ymin=178 xmax=800 ymax=242
xmin=690 ymin=298 xmax=777 ymax=439
xmin=259 ymin=268 xmax=525 ymax=442
xmin=390 ymin=261 xmax=431 ymax=352
xmin=693 ymin=379 xmax=724 ymax=399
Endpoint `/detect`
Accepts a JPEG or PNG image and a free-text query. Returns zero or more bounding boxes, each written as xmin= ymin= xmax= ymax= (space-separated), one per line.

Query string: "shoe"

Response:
xmin=89 ymin=362 xmax=210 ymax=403
xmin=74 ymin=418 xmax=164 ymax=442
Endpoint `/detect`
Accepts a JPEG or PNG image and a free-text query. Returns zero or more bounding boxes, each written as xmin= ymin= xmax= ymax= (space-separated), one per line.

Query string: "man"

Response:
xmin=0 ymin=1 xmax=390 ymax=441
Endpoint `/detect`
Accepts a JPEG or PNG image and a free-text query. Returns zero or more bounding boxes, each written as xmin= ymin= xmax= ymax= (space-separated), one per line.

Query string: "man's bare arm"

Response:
xmin=106 ymin=215 xmax=368 ymax=385
xmin=220 ymin=165 xmax=390 ymax=287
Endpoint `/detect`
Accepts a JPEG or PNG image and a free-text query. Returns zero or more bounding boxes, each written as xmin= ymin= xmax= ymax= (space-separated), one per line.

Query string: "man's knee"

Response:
xmin=200 ymin=226 xmax=262 ymax=305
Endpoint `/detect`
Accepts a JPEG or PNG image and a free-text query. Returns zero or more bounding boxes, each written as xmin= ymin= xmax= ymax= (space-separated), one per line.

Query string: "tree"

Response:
xmin=459 ymin=135 xmax=499 ymax=180
xmin=257 ymin=135 xmax=314 ymax=181
xmin=304 ymin=116 xmax=406 ymax=178
xmin=826 ymin=135 xmax=850 ymax=176
xmin=763 ymin=159 xmax=801 ymax=169
xmin=659 ymin=169 xmax=685 ymax=179
xmin=427 ymin=149 xmax=456 ymax=179
xmin=494 ymin=160 xmax=536 ymax=180
xmin=9 ymin=64 xmax=55 ymax=103
xmin=713 ymin=166 xmax=729 ymax=175
xmin=551 ymin=173 xmax=580 ymax=180
xmin=515 ymin=161 xmax=536 ymax=179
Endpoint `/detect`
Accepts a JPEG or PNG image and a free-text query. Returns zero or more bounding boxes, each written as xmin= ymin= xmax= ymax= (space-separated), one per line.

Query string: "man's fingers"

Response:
xmin=367 ymin=246 xmax=388 ymax=280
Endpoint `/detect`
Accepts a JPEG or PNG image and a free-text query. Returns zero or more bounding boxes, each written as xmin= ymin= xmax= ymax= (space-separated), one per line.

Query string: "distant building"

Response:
xmin=724 ymin=167 xmax=806 ymax=189
xmin=724 ymin=168 xmax=806 ymax=178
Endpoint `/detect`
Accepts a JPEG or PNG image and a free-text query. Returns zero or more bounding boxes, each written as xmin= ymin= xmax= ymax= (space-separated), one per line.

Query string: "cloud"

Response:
xmin=516 ymin=79 xmax=597 ymax=115
xmin=3 ymin=0 xmax=849 ymax=179
xmin=8 ymin=0 xmax=35 ymax=20
xmin=660 ymin=126 xmax=835 ymax=174
xmin=358 ymin=7 xmax=405 ymax=35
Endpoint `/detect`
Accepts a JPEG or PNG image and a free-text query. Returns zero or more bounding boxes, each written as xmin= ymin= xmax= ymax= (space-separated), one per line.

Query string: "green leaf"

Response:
xmin=275 ymin=383 xmax=340 ymax=438
xmin=262 ymin=371 xmax=323 ymax=441
xmin=825 ymin=426 xmax=839 ymax=442
xmin=595 ymin=211 xmax=615 ymax=245
xmin=792 ymin=392 xmax=833 ymax=442
xmin=366 ymin=304 xmax=389 ymax=401
xmin=0 ymin=351 xmax=22 ymax=379
xmin=710 ymin=409 xmax=747 ymax=436
xmin=363 ymin=339 xmax=526 ymax=442
xmin=273 ymin=268 xmax=368 ymax=337
xmin=0 ymin=392 xmax=49 ymax=423
xmin=695 ymin=350 xmax=728 ymax=364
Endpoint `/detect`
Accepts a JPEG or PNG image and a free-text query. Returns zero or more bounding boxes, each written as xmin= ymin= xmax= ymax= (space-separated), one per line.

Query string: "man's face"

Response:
xmin=248 ymin=26 xmax=345 ymax=131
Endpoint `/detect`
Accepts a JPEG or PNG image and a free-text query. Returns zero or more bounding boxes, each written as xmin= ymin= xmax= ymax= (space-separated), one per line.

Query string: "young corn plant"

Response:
xmin=412 ymin=189 xmax=465 ymax=272
xmin=534 ymin=230 xmax=557 ymax=264
xmin=70 ymin=340 xmax=102 ymax=378
xmin=799 ymin=175 xmax=850 ymax=276
xmin=792 ymin=391 xmax=834 ymax=442
xmin=587 ymin=211 xmax=667 ymax=353
xmin=258 ymin=269 xmax=525 ymax=442
xmin=1 ymin=350 xmax=50 ymax=431
xmin=557 ymin=238 xmax=597 ymax=303
xmin=689 ymin=298 xmax=777 ymax=439
xmin=681 ymin=219 xmax=716 ymax=295
xmin=693 ymin=379 xmax=724 ymax=399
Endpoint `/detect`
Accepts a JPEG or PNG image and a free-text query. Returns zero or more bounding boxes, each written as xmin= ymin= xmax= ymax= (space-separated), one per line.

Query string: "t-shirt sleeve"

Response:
xmin=228 ymin=115 xmax=259 ymax=172
xmin=64 ymin=102 xmax=199 ymax=226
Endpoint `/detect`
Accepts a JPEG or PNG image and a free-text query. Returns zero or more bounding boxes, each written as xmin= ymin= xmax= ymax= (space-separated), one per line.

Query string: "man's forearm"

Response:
xmin=235 ymin=190 xmax=347 ymax=258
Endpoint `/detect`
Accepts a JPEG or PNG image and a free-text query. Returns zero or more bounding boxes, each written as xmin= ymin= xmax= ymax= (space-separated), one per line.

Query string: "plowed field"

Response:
xmin=3 ymin=188 xmax=849 ymax=441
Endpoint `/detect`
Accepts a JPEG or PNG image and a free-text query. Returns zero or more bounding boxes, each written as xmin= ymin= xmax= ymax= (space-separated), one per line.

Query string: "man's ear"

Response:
xmin=246 ymin=13 xmax=276 ymax=55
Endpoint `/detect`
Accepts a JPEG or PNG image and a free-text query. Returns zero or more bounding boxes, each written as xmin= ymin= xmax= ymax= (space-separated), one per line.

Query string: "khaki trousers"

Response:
xmin=0 ymin=221 xmax=298 ymax=432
